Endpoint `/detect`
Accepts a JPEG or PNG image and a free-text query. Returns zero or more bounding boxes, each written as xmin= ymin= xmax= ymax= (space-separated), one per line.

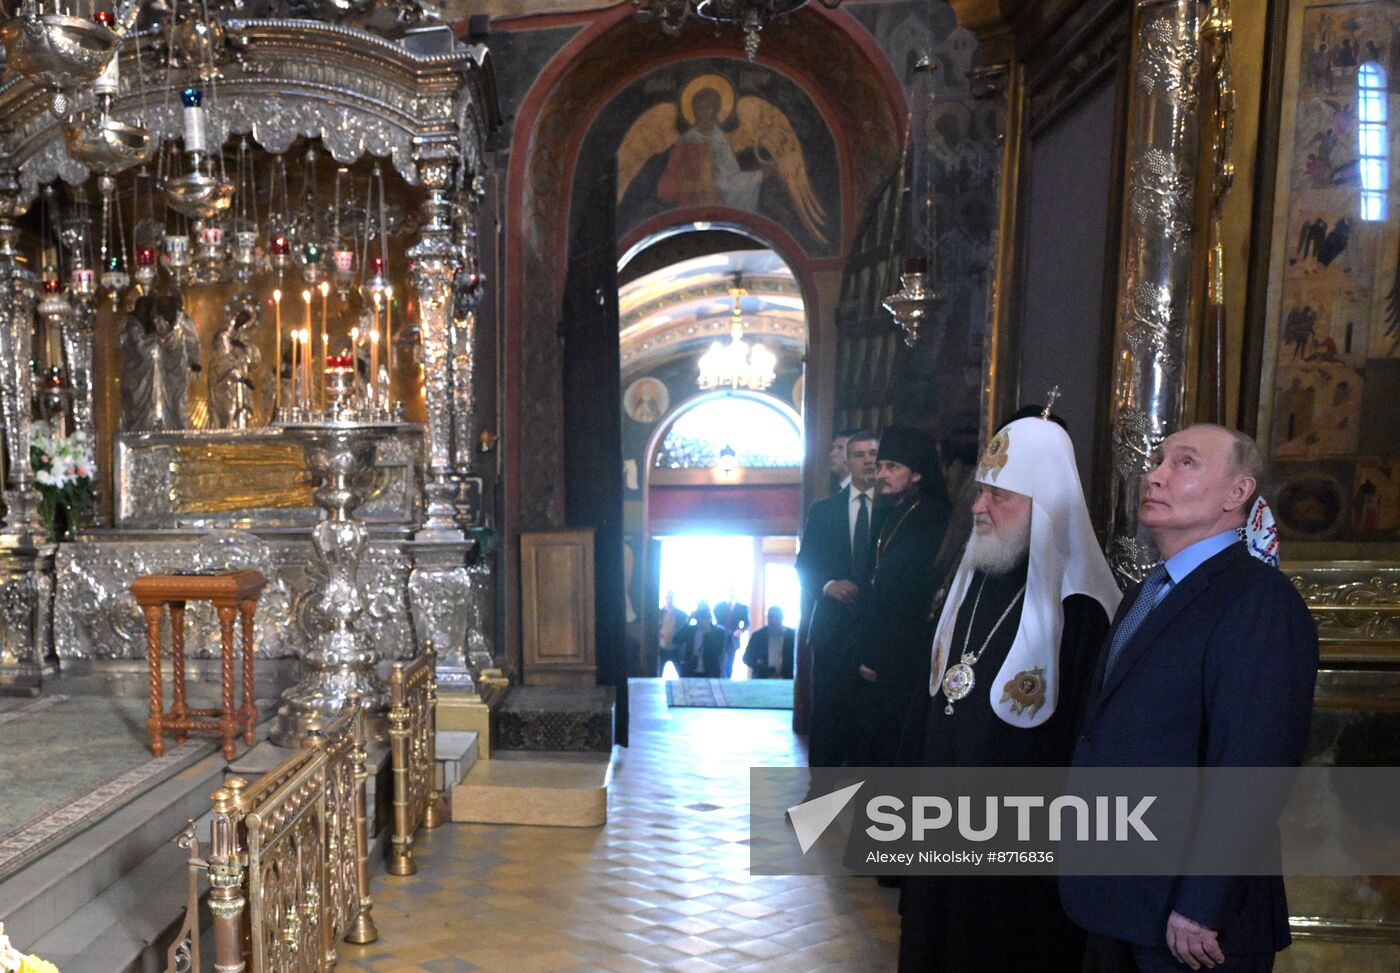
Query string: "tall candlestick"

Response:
xmin=273 ymin=288 xmax=283 ymax=416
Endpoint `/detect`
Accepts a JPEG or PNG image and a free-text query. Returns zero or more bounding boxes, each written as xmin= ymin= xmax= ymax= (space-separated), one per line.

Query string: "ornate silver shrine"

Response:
xmin=0 ymin=16 xmax=500 ymax=693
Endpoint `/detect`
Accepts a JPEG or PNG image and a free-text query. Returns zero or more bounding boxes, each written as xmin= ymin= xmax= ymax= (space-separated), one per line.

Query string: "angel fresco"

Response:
xmin=616 ymin=74 xmax=828 ymax=246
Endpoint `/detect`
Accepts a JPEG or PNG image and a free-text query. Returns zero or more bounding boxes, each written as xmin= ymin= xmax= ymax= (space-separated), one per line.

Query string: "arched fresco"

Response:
xmin=573 ymin=59 xmax=842 ymax=258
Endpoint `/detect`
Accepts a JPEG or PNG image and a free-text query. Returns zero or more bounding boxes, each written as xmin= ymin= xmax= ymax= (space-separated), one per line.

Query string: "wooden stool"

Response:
xmin=131 ymin=570 xmax=268 ymax=761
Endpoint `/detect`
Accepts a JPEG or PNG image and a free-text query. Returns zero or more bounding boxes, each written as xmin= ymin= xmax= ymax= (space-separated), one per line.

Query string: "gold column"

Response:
xmin=424 ymin=648 xmax=443 ymax=829
xmin=346 ymin=700 xmax=378 ymax=944
xmin=387 ymin=661 xmax=416 ymax=876
xmin=207 ymin=777 xmax=247 ymax=973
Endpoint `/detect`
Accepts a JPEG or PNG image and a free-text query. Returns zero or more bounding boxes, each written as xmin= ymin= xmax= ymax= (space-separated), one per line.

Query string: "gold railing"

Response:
xmin=164 ymin=700 xmax=377 ymax=973
xmin=387 ymin=648 xmax=442 ymax=876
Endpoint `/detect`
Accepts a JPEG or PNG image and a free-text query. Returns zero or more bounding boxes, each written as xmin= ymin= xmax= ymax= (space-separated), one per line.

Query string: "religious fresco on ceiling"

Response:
xmin=1262 ymin=0 xmax=1400 ymax=546
xmin=573 ymin=58 xmax=841 ymax=257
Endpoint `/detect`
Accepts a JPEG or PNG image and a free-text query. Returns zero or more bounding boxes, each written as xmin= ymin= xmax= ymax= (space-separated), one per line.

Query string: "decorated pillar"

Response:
xmin=0 ymin=162 xmax=43 ymax=534
xmin=0 ymin=157 xmax=55 ymax=694
xmin=1106 ymin=0 xmax=1204 ymax=586
xmin=410 ymin=145 xmax=465 ymax=539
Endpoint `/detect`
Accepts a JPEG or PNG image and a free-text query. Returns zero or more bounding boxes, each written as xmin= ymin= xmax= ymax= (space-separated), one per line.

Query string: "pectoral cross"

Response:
xmin=1041 ymin=385 xmax=1061 ymax=420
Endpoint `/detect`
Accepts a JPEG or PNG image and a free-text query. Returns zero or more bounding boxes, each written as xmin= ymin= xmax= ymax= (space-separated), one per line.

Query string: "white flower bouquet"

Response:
xmin=29 ymin=421 xmax=95 ymax=540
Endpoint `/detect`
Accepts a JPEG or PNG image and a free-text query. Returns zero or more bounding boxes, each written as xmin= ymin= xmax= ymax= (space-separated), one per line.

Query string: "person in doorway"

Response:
xmin=672 ymin=602 xmax=727 ymax=677
xmin=657 ymin=591 xmax=689 ymax=676
xmin=713 ymin=598 xmax=749 ymax=678
xmin=744 ymin=606 xmax=796 ymax=679
xmin=898 ymin=409 xmax=1120 ymax=972
xmin=850 ymin=425 xmax=950 ymax=768
xmin=796 ymin=430 xmax=879 ymax=767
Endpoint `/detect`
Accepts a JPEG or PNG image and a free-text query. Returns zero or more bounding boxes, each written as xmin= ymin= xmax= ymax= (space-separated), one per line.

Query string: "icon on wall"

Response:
xmin=624 ymin=376 xmax=669 ymax=423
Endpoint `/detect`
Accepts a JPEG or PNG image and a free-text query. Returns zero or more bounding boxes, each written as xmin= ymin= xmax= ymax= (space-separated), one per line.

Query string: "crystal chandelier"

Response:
xmin=697 ymin=272 xmax=776 ymax=391
xmin=632 ymin=0 xmax=843 ymax=61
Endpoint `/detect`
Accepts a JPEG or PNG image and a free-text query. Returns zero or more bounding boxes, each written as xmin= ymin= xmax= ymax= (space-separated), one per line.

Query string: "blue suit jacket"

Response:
xmin=1059 ymin=541 xmax=1318 ymax=953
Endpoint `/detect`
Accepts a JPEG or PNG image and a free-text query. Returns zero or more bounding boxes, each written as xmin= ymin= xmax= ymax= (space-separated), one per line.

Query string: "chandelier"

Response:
xmin=632 ymin=0 xmax=843 ymax=60
xmin=697 ymin=272 xmax=776 ymax=391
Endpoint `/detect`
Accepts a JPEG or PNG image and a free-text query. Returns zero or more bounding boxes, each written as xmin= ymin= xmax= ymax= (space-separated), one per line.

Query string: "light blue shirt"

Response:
xmin=1146 ymin=529 xmax=1241 ymax=608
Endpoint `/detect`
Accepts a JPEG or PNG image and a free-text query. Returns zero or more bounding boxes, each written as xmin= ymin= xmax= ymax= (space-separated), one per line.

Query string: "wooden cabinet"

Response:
xmin=519 ymin=529 xmax=596 ymax=685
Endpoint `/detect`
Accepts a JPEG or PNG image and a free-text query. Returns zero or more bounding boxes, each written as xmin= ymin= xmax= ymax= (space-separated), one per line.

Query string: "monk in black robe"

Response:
xmin=849 ymin=425 xmax=949 ymax=768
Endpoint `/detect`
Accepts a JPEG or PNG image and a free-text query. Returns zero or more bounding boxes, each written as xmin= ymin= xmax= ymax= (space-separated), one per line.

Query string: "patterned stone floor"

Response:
xmin=337 ymin=678 xmax=900 ymax=973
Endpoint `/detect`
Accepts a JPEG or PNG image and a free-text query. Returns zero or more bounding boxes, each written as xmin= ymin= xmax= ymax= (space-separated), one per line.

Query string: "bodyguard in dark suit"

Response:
xmin=743 ymin=607 xmax=796 ymax=679
xmin=1061 ymin=425 xmax=1319 ymax=972
xmin=796 ymin=431 xmax=878 ymax=767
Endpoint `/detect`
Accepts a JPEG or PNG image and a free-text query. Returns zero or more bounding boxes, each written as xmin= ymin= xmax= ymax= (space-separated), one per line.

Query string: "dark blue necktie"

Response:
xmin=851 ymin=493 xmax=870 ymax=582
xmin=1103 ymin=563 xmax=1171 ymax=677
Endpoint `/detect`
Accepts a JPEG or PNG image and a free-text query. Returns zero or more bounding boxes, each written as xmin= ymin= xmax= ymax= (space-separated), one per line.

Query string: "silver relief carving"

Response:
xmin=1106 ymin=0 xmax=1202 ymax=588
xmin=1137 ymin=13 xmax=1200 ymax=110
xmin=271 ymin=420 xmax=407 ymax=747
xmin=411 ymin=148 xmax=465 ymax=538
xmin=0 ymin=162 xmax=44 ymax=534
xmin=53 ymin=532 xmax=414 ymax=661
xmin=1122 ymin=281 xmax=1181 ymax=375
xmin=1128 ymin=148 xmax=1193 ymax=249
xmin=2 ymin=20 xmax=490 ymax=204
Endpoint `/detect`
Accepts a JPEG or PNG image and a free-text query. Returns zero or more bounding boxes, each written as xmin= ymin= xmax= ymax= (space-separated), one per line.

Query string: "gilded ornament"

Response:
xmin=978 ymin=429 xmax=1010 ymax=481
xmin=1001 ymin=667 xmax=1046 ymax=717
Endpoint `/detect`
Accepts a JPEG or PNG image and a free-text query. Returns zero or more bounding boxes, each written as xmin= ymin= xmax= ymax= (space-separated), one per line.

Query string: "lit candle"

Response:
xmin=318 ymin=279 xmax=330 ymax=410
xmin=370 ymin=294 xmax=381 ymax=408
xmin=301 ymin=291 xmax=312 ymax=411
xmin=272 ymin=288 xmax=283 ymax=416
xmin=384 ymin=285 xmax=394 ymax=396
xmin=288 ymin=320 xmax=299 ymax=412
xmin=370 ymin=329 xmax=381 ymax=408
xmin=350 ymin=326 xmax=360 ymax=401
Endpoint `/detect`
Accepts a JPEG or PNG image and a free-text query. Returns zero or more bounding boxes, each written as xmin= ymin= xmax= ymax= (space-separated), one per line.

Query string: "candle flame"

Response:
xmin=272 ymin=288 xmax=282 ymax=302
xmin=318 ymin=280 xmax=330 ymax=297
xmin=301 ymin=289 xmax=312 ymax=303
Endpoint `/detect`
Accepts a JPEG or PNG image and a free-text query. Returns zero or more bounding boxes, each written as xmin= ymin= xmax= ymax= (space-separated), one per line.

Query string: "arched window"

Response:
xmin=1358 ymin=61 xmax=1388 ymax=222
xmin=654 ymin=392 xmax=803 ymax=469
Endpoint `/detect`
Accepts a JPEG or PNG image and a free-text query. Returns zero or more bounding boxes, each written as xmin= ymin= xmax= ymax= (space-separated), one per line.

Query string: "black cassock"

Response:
xmin=850 ymin=494 xmax=949 ymax=768
xmin=897 ymin=560 xmax=1110 ymax=973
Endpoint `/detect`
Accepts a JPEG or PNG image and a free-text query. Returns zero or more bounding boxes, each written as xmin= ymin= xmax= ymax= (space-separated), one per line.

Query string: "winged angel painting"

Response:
xmin=616 ymin=73 xmax=829 ymax=247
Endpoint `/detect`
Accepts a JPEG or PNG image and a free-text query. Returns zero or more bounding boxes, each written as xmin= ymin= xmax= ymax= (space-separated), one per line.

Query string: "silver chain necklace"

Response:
xmin=941 ymin=575 xmax=1027 ymax=715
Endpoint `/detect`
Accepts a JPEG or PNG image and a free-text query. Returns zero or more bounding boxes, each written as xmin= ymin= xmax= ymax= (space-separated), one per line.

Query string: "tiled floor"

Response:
xmin=338 ymin=678 xmax=900 ymax=973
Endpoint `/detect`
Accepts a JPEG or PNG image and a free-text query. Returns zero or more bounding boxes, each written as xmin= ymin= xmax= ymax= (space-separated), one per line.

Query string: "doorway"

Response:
xmin=618 ymin=228 xmax=808 ymax=679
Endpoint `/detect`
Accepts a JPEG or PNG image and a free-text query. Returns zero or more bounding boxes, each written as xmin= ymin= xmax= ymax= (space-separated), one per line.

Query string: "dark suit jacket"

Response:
xmin=1060 ymin=542 xmax=1318 ymax=954
xmin=795 ymin=486 xmax=853 ymax=603
xmin=671 ymin=623 xmax=727 ymax=677
xmin=742 ymin=624 xmax=796 ymax=678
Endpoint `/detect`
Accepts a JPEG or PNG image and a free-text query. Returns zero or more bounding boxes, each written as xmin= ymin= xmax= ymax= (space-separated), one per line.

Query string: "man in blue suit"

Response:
xmin=1061 ymin=424 xmax=1318 ymax=972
